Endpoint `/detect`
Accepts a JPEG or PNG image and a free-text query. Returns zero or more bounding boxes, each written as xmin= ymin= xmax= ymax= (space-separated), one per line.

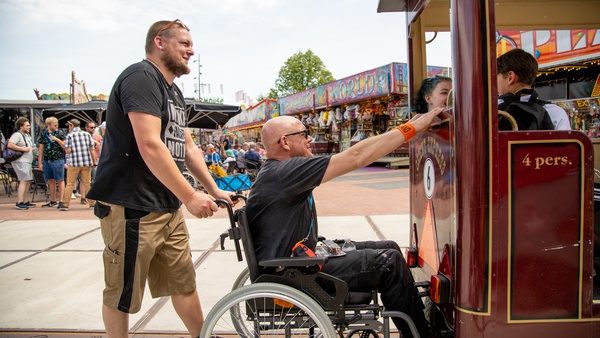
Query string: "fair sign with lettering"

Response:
xmin=325 ymin=65 xmax=391 ymax=106
xmin=279 ymin=88 xmax=315 ymax=115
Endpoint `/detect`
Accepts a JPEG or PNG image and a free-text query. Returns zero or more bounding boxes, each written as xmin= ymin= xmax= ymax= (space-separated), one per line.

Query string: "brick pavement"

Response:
xmin=0 ymin=166 xmax=411 ymax=220
xmin=0 ymin=165 xmax=412 ymax=337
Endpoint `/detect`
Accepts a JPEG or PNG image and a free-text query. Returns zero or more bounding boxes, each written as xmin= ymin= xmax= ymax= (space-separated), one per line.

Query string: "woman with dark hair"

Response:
xmin=414 ymin=75 xmax=452 ymax=114
xmin=7 ymin=117 xmax=36 ymax=210
xmin=222 ymin=137 xmax=231 ymax=150
xmin=218 ymin=137 xmax=231 ymax=158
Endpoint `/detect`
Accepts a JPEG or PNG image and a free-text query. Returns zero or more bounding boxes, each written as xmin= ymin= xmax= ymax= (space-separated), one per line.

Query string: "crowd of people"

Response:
xmin=199 ymin=140 xmax=264 ymax=174
xmin=3 ymin=117 xmax=104 ymax=210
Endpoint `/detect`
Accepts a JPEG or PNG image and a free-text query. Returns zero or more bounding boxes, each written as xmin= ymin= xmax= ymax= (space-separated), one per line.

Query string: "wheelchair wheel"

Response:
xmin=231 ymin=267 xmax=250 ymax=291
xmin=183 ymin=171 xmax=198 ymax=189
xmin=228 ymin=267 xmax=251 ymax=337
xmin=201 ymin=282 xmax=336 ymax=338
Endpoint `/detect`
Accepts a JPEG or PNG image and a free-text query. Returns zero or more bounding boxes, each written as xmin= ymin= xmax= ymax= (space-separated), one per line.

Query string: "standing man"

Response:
xmin=60 ymin=118 xmax=96 ymax=211
xmin=63 ymin=120 xmax=80 ymax=200
xmin=37 ymin=117 xmax=66 ymax=208
xmin=7 ymin=117 xmax=36 ymax=210
xmin=85 ymin=121 xmax=102 ymax=181
xmin=86 ymin=19 xmax=236 ymax=338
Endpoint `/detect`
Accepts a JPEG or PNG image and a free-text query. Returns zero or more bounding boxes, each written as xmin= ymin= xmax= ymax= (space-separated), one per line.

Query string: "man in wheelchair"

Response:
xmin=245 ymin=108 xmax=444 ymax=338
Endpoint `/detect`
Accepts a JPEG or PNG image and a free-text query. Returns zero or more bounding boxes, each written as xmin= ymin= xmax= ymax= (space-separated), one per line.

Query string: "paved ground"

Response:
xmin=0 ymin=166 xmax=412 ymax=338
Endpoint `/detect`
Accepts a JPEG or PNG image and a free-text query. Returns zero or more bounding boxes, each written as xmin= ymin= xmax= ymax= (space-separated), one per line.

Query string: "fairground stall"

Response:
xmin=278 ymin=88 xmax=324 ymax=151
xmin=225 ymin=99 xmax=277 ymax=144
xmin=319 ymin=63 xmax=413 ymax=156
xmin=325 ymin=63 xmax=404 ymax=154
xmin=275 ymin=63 xmax=450 ymax=162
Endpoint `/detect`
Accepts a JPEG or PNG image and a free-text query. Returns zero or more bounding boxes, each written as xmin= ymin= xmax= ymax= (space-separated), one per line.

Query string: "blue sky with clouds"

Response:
xmin=0 ymin=0 xmax=451 ymax=104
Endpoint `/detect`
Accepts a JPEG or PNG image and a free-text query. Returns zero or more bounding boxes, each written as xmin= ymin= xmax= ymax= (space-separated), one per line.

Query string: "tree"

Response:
xmin=257 ymin=88 xmax=280 ymax=101
xmin=265 ymin=50 xmax=335 ymax=99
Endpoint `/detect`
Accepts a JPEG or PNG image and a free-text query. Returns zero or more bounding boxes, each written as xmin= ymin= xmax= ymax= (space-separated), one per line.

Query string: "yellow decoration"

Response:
xmin=208 ymin=164 xmax=227 ymax=178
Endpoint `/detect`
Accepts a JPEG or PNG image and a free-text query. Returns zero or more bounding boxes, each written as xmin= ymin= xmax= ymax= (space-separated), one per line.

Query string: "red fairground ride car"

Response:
xmin=377 ymin=0 xmax=600 ymax=337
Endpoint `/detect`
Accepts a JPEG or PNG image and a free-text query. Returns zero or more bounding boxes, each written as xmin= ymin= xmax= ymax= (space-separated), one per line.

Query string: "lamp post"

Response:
xmin=194 ymin=54 xmax=202 ymax=101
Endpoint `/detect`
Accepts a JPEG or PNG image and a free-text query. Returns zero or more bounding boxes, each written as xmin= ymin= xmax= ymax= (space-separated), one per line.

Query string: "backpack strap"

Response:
xmin=498 ymin=89 xmax=554 ymax=131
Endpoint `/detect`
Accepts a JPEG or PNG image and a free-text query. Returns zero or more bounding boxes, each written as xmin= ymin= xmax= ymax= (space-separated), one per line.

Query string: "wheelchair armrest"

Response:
xmin=259 ymin=256 xmax=329 ymax=268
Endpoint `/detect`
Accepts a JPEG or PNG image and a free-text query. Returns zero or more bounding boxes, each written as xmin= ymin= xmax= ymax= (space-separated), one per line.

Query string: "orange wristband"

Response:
xmin=396 ymin=123 xmax=416 ymax=141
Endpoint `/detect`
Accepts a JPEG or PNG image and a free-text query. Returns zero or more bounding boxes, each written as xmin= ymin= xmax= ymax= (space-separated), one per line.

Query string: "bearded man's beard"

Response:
xmin=162 ymin=49 xmax=190 ymax=77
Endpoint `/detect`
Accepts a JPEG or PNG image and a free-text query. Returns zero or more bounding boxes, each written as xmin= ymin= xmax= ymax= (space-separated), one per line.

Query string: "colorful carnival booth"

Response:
xmin=278 ymin=89 xmax=329 ymax=152
xmin=277 ymin=62 xmax=450 ymax=159
xmin=278 ymin=63 xmax=410 ymax=156
xmin=225 ymin=99 xmax=278 ymax=143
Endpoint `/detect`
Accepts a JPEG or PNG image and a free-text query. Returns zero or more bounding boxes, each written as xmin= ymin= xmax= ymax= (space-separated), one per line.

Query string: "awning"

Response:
xmin=185 ymin=100 xmax=242 ymax=129
xmin=42 ymin=100 xmax=242 ymax=130
xmin=43 ymin=100 xmax=107 ymax=125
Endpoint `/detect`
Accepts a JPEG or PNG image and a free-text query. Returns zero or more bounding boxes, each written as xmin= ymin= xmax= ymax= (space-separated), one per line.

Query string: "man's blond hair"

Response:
xmin=45 ymin=117 xmax=58 ymax=126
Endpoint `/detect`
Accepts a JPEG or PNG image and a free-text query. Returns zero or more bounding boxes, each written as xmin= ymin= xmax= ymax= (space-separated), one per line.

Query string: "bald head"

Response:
xmin=261 ymin=116 xmax=311 ymax=160
xmin=262 ymin=116 xmax=303 ymax=147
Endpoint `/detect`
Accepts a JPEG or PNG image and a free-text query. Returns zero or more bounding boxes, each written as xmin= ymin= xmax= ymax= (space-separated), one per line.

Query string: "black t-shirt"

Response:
xmin=37 ymin=129 xmax=66 ymax=161
xmin=87 ymin=60 xmax=187 ymax=213
xmin=246 ymin=156 xmax=331 ymax=262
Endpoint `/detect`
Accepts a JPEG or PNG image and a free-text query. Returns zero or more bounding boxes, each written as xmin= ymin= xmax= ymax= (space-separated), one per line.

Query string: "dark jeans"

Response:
xmin=321 ymin=240 xmax=429 ymax=338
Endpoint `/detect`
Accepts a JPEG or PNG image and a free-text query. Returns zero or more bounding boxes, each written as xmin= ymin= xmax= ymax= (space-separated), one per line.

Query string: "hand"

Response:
xmin=184 ymin=191 xmax=219 ymax=218
xmin=408 ymin=107 xmax=445 ymax=133
xmin=38 ymin=163 xmax=43 ymax=171
xmin=211 ymin=189 xmax=240 ymax=207
xmin=24 ymin=146 xmax=31 ymax=152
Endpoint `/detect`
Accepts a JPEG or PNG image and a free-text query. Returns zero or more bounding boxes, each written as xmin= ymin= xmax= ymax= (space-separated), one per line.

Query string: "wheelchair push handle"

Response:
xmin=215 ymin=194 xmax=247 ymax=261
xmin=214 ymin=194 xmax=247 ymax=220
xmin=214 ymin=199 xmax=234 ymax=220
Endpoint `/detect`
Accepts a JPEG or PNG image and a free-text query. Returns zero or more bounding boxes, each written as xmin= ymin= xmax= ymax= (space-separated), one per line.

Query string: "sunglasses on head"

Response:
xmin=156 ymin=19 xmax=189 ymax=37
xmin=277 ymin=129 xmax=309 ymax=143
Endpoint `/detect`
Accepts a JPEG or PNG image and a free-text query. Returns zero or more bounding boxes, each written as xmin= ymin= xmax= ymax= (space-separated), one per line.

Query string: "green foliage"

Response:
xmin=257 ymin=88 xmax=279 ymax=102
xmin=267 ymin=50 xmax=334 ymax=99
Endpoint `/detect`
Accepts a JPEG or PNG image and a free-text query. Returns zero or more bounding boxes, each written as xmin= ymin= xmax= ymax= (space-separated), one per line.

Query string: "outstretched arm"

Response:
xmin=322 ymin=107 xmax=444 ymax=183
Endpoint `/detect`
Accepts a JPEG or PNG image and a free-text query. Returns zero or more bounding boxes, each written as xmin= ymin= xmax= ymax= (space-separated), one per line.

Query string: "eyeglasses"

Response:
xmin=156 ymin=19 xmax=189 ymax=37
xmin=87 ymin=126 xmax=96 ymax=129
xmin=278 ymin=129 xmax=309 ymax=143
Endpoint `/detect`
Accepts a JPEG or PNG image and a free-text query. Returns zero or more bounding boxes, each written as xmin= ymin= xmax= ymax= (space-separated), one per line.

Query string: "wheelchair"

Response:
xmin=183 ymin=169 xmax=199 ymax=190
xmin=201 ymin=197 xmax=424 ymax=338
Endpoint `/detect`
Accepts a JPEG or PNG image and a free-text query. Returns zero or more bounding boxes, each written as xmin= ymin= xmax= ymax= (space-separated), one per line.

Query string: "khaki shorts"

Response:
xmin=96 ymin=202 xmax=196 ymax=314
